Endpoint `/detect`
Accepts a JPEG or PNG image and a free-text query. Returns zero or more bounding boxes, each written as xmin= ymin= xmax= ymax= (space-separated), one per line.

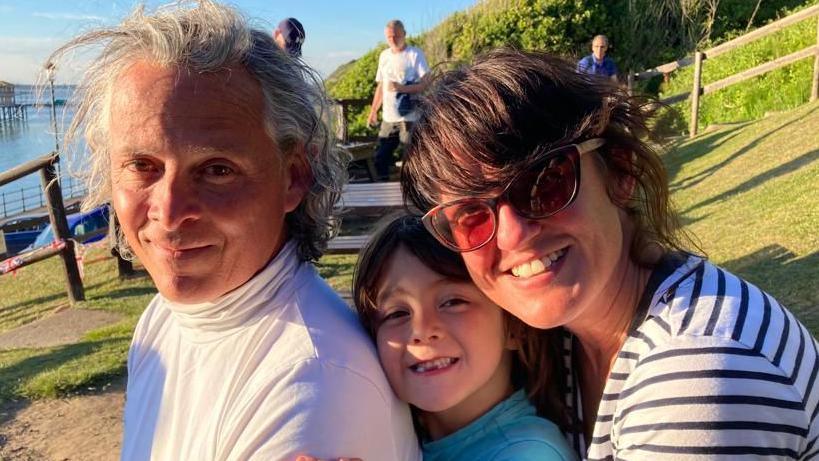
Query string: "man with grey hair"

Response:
xmin=48 ymin=2 xmax=419 ymax=460
xmin=367 ymin=19 xmax=429 ymax=181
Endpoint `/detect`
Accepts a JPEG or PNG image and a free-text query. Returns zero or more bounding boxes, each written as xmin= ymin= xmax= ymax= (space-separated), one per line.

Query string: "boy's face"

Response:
xmin=374 ymin=246 xmax=515 ymax=425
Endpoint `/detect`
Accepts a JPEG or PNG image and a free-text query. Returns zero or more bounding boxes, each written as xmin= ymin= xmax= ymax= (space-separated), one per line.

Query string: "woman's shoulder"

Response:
xmin=642 ymin=253 xmax=799 ymax=346
xmin=622 ymin=254 xmax=818 ymax=403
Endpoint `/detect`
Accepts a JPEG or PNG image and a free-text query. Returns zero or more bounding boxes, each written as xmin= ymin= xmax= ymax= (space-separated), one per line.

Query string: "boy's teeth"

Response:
xmin=510 ymin=248 xmax=566 ymax=278
xmin=412 ymin=357 xmax=455 ymax=373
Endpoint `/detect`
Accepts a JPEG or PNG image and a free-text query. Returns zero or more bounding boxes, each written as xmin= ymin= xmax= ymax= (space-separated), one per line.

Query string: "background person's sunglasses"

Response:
xmin=422 ymin=138 xmax=606 ymax=252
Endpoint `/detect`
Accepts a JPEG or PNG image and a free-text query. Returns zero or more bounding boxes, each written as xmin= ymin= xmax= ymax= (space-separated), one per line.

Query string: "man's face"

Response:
xmin=592 ymin=38 xmax=608 ymax=60
xmin=108 ymin=60 xmax=307 ymax=303
xmin=385 ymin=26 xmax=406 ymax=52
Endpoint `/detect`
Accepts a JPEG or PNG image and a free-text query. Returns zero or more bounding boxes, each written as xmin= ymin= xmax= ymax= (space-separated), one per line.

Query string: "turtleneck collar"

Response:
xmin=160 ymin=240 xmax=303 ymax=343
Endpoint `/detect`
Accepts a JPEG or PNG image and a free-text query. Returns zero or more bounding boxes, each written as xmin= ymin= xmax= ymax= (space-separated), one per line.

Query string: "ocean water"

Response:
xmin=0 ymin=85 xmax=84 ymax=217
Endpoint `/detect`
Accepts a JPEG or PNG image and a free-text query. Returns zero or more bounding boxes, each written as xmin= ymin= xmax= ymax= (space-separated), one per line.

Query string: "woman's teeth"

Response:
xmin=510 ymin=248 xmax=566 ymax=278
xmin=411 ymin=357 xmax=457 ymax=373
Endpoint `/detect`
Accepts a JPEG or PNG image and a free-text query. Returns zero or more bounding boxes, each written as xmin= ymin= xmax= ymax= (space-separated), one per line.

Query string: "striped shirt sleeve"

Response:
xmin=585 ymin=257 xmax=819 ymax=460
xmin=612 ymin=334 xmax=815 ymax=459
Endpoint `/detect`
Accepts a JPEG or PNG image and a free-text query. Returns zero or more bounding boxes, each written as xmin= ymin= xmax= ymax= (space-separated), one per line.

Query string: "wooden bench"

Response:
xmin=335 ymin=181 xmax=403 ymax=212
xmin=326 ymin=182 xmax=405 ymax=254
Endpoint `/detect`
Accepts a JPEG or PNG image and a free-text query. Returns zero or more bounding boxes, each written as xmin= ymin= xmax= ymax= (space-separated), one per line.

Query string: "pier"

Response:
xmin=0 ymin=81 xmax=28 ymax=123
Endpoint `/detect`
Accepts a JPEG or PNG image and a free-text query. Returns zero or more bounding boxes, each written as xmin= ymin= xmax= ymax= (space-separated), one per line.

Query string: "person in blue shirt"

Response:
xmin=577 ymin=34 xmax=618 ymax=81
xmin=351 ymin=214 xmax=577 ymax=461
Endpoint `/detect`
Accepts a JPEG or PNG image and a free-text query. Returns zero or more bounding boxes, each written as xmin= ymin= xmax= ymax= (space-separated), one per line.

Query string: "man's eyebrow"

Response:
xmin=111 ymin=149 xmax=152 ymax=159
xmin=112 ymin=146 xmax=239 ymax=158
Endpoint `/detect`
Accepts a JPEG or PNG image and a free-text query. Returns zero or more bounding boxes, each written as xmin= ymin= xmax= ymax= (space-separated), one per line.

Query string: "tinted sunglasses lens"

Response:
xmin=507 ymin=147 xmax=579 ymax=218
xmin=431 ymin=201 xmax=495 ymax=251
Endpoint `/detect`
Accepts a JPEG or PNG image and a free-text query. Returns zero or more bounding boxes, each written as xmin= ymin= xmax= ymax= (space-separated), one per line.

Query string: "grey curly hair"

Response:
xmin=48 ymin=0 xmax=347 ymax=262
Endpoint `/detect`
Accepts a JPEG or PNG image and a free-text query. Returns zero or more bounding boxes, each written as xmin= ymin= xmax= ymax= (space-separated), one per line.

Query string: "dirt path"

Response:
xmin=0 ymin=379 xmax=123 ymax=461
xmin=0 ymin=307 xmax=125 ymax=460
xmin=0 ymin=308 xmax=123 ymax=350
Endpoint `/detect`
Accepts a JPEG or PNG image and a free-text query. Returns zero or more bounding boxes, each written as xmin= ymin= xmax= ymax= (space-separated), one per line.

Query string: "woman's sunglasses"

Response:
xmin=421 ymin=138 xmax=605 ymax=252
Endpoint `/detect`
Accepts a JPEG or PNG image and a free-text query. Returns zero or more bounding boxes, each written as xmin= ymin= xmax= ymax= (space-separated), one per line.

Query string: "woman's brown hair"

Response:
xmin=401 ymin=48 xmax=697 ymax=263
xmin=352 ymin=213 xmax=569 ymax=429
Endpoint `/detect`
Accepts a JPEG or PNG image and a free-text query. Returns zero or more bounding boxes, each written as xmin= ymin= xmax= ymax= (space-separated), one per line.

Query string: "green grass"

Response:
xmin=0 ymin=247 xmax=154 ymax=401
xmin=0 ymin=101 xmax=816 ymax=402
xmin=665 ymin=100 xmax=819 ymax=331
xmin=316 ymin=254 xmax=357 ymax=293
xmin=658 ymin=7 xmax=818 ymax=134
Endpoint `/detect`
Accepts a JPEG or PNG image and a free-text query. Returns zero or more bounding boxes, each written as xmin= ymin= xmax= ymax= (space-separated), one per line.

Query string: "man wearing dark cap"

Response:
xmin=274 ymin=17 xmax=306 ymax=58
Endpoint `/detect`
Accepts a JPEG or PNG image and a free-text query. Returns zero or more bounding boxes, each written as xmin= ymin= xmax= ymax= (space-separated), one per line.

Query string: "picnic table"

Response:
xmin=327 ymin=182 xmax=406 ymax=254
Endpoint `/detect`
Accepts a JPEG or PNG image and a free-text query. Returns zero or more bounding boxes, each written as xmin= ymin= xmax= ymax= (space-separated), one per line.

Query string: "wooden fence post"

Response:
xmin=812 ymin=16 xmax=819 ymax=102
xmin=40 ymin=159 xmax=84 ymax=302
xmin=690 ymin=51 xmax=705 ymax=138
xmin=335 ymin=100 xmax=349 ymax=144
xmin=627 ymin=72 xmax=634 ymax=96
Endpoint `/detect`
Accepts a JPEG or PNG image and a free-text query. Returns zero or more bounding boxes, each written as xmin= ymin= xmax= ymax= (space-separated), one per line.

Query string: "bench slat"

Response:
xmin=326 ymin=235 xmax=371 ymax=254
xmin=328 ymin=182 xmax=406 ymax=253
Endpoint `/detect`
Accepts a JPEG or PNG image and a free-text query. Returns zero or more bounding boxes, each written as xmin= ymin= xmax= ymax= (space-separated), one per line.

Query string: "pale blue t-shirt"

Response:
xmin=421 ymin=390 xmax=577 ymax=461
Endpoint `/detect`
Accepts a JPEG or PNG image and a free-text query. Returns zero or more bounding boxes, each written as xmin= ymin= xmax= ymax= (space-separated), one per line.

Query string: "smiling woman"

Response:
xmin=401 ymin=48 xmax=819 ymax=460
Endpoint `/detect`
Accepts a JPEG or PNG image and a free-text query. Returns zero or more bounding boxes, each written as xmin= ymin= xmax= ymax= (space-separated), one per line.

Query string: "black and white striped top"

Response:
xmin=563 ymin=253 xmax=819 ymax=460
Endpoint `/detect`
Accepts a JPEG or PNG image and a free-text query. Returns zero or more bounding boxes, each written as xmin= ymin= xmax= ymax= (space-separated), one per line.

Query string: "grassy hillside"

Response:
xmin=665 ymin=100 xmax=819 ymax=326
xmin=327 ymin=0 xmax=813 ymax=139
xmin=658 ymin=2 xmax=819 ymax=134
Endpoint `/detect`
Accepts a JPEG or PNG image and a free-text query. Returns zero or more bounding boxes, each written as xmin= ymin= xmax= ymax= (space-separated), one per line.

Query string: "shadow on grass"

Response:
xmin=682 ymin=148 xmax=819 ymax=215
xmin=0 ymin=292 xmax=64 ymax=316
xmin=720 ymin=245 xmax=819 ymax=334
xmin=665 ymin=124 xmax=747 ymax=183
xmin=0 ymin=277 xmax=115 ymax=316
xmin=667 ymin=105 xmax=818 ymax=191
xmin=0 ymin=338 xmax=128 ymax=410
xmin=93 ymin=285 xmax=157 ymax=302
xmin=0 ymin=278 xmax=125 ymax=335
xmin=678 ymin=211 xmax=710 ymax=228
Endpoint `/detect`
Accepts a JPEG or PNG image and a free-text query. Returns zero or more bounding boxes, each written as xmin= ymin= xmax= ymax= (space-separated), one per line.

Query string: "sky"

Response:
xmin=0 ymin=0 xmax=477 ymax=84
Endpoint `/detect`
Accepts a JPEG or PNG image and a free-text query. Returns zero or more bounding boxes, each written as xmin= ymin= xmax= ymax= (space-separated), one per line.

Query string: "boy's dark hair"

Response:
xmin=352 ymin=213 xmax=569 ymax=429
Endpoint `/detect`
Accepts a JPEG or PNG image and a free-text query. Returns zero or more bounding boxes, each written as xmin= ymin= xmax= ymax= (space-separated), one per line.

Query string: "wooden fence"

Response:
xmin=0 ymin=153 xmax=84 ymax=302
xmin=630 ymin=4 xmax=819 ymax=138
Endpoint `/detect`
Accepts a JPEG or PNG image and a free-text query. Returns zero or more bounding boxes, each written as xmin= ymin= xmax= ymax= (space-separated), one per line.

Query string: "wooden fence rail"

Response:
xmin=629 ymin=4 xmax=819 ymax=138
xmin=0 ymin=153 xmax=84 ymax=302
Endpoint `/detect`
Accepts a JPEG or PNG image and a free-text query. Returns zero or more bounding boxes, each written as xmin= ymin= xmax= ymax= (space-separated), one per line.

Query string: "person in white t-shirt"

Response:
xmin=367 ymin=19 xmax=430 ymax=181
xmin=46 ymin=2 xmax=420 ymax=460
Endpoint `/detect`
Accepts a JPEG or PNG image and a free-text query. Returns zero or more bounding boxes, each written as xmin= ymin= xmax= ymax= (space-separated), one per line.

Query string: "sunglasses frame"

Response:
xmin=422 ymin=138 xmax=606 ymax=252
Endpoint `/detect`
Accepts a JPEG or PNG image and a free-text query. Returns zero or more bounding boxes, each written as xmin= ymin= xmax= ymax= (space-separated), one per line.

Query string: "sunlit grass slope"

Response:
xmin=666 ymin=100 xmax=819 ymax=331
